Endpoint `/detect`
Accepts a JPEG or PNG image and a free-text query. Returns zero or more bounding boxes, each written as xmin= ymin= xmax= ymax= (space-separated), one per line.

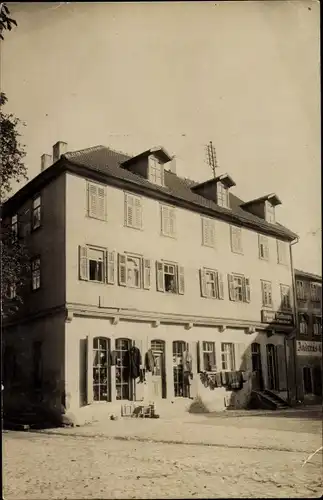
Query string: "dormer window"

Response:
xmin=217 ymin=182 xmax=229 ymax=208
xmin=266 ymin=201 xmax=275 ymax=223
xmin=149 ymin=156 xmax=164 ymax=186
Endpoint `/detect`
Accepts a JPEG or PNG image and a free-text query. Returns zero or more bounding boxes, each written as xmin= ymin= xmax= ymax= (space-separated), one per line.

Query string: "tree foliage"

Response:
xmin=0 ymin=2 xmax=17 ymax=40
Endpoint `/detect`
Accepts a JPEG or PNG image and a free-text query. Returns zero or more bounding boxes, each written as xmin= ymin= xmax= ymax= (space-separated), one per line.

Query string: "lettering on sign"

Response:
xmin=296 ymin=340 xmax=322 ymax=357
xmin=261 ymin=310 xmax=294 ymax=326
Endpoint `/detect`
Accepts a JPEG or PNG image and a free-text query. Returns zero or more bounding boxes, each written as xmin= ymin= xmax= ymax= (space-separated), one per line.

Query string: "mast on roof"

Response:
xmin=205 ymin=141 xmax=218 ymax=179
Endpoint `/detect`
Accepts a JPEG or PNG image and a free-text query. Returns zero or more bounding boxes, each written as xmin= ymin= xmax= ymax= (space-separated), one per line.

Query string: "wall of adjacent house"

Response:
xmin=65 ymin=172 xmax=294 ymax=324
xmin=65 ymin=315 xmax=288 ymax=421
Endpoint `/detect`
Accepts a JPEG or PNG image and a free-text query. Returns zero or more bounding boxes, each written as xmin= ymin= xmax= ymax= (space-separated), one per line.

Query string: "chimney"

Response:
xmin=53 ymin=141 xmax=68 ymax=163
xmin=41 ymin=154 xmax=52 ymax=172
xmin=169 ymin=157 xmax=176 ymax=175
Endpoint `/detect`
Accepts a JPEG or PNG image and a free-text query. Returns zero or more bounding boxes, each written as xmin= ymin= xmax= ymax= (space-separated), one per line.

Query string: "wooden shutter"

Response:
xmin=200 ymin=269 xmax=207 ymax=297
xmin=118 ymin=253 xmax=127 ymax=286
xmin=228 ymin=274 xmax=235 ymax=301
xmin=169 ymin=208 xmax=176 ymax=236
xmin=178 ymin=266 xmax=185 ymax=295
xmin=244 ymin=277 xmax=251 ymax=303
xmin=106 ymin=250 xmax=116 ymax=285
xmin=231 ymin=226 xmax=242 ymax=253
xmin=79 ymin=246 xmax=89 ymax=280
xmin=88 ymin=183 xmax=98 ymax=218
xmin=143 ymin=259 xmax=151 ymax=289
xmin=161 ymin=205 xmax=169 ymax=235
xmin=235 ymin=342 xmax=247 ymax=371
xmin=277 ymin=345 xmax=287 ymax=391
xmin=156 ymin=261 xmax=165 ymax=292
xmin=86 ymin=335 xmax=93 ymax=404
xmin=218 ymin=272 xmax=224 ymax=299
xmin=134 ymin=196 xmax=142 ymax=229
xmin=125 ymin=193 xmax=134 ymax=227
xmin=196 ymin=341 xmax=203 ymax=373
xmin=202 ymin=218 xmax=208 ymax=246
xmin=264 ymin=237 xmax=269 ymax=260
xmin=97 ymin=186 xmax=106 ymax=220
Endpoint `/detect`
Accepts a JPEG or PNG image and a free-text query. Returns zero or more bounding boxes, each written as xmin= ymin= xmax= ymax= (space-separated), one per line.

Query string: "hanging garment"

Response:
xmin=182 ymin=350 xmax=193 ymax=372
xmin=145 ymin=349 xmax=155 ymax=372
xmin=128 ymin=346 xmax=142 ymax=379
xmin=139 ymin=368 xmax=146 ymax=383
xmin=215 ymin=372 xmax=222 ymax=387
xmin=183 ymin=371 xmax=191 ymax=387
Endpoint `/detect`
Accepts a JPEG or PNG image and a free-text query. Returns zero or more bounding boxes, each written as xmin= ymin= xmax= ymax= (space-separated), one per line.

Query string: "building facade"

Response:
xmin=3 ymin=142 xmax=299 ymax=421
xmin=295 ymin=269 xmax=322 ymax=404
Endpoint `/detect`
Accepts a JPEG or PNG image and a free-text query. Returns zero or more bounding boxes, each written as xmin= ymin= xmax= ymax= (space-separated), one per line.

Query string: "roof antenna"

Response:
xmin=205 ymin=141 xmax=218 ymax=179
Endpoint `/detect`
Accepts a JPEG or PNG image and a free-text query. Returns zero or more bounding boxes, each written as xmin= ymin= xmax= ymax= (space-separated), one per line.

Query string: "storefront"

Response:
xmin=296 ymin=340 xmax=322 ymax=402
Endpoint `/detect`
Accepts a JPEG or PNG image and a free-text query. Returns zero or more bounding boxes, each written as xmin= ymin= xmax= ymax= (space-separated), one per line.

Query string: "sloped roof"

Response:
xmin=2 ymin=145 xmax=297 ymax=240
xmin=241 ymin=193 xmax=282 ymax=207
xmin=294 ymin=269 xmax=322 ymax=282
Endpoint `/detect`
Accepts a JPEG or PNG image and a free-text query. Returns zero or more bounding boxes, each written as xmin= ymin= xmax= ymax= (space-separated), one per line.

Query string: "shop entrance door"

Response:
xmin=151 ymin=340 xmax=166 ymax=399
xmin=173 ymin=341 xmax=190 ymax=398
xmin=266 ymin=344 xmax=279 ymax=391
xmin=251 ymin=342 xmax=264 ymax=391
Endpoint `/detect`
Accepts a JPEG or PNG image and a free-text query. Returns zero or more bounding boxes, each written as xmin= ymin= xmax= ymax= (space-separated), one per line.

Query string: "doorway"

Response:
xmin=93 ymin=337 xmax=111 ymax=402
xmin=151 ymin=340 xmax=166 ymax=399
xmin=251 ymin=342 xmax=264 ymax=391
xmin=266 ymin=344 xmax=279 ymax=391
xmin=173 ymin=341 xmax=190 ymax=398
xmin=115 ymin=338 xmax=132 ymax=401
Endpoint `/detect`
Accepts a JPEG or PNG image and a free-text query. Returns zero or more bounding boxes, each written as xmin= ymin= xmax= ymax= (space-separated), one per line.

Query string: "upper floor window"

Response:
xmin=261 ymin=280 xmax=273 ymax=308
xmin=299 ymin=313 xmax=308 ymax=335
xmin=7 ymin=283 xmax=17 ymax=300
xmin=124 ymin=192 xmax=142 ymax=230
xmin=11 ymin=215 xmax=18 ymax=239
xmin=280 ymin=284 xmax=291 ymax=310
xmin=31 ymin=257 xmax=41 ymax=290
xmin=200 ymin=268 xmax=224 ymax=299
xmin=230 ymin=226 xmax=243 ymax=254
xmin=87 ymin=181 xmax=106 ymax=221
xmin=258 ymin=234 xmax=269 ymax=260
xmin=221 ymin=343 xmax=235 ymax=371
xmin=160 ymin=204 xmax=176 ymax=238
xmin=32 ymin=196 xmax=41 ymax=230
xmin=118 ymin=253 xmax=151 ymax=290
xmin=277 ymin=240 xmax=288 ymax=265
xmin=156 ymin=261 xmax=184 ymax=295
xmin=310 ymin=282 xmax=321 ymax=302
xmin=228 ymin=273 xmax=250 ymax=303
xmin=296 ymin=280 xmax=306 ymax=300
xmin=266 ymin=201 xmax=275 ymax=223
xmin=313 ymin=316 xmax=322 ymax=336
xmin=201 ymin=217 xmax=216 ymax=248
xmin=149 ymin=157 xmax=164 ymax=186
xmin=217 ymin=182 xmax=229 ymax=208
xmin=79 ymin=245 xmax=116 ymax=284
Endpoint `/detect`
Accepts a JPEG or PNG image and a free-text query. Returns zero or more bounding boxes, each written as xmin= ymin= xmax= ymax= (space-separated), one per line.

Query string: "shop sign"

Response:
xmin=261 ymin=310 xmax=294 ymax=326
xmin=296 ymin=340 xmax=322 ymax=357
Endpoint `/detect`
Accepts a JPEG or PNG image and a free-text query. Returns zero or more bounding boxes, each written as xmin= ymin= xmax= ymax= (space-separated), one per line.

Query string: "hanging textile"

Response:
xmin=182 ymin=350 xmax=193 ymax=372
xmin=128 ymin=346 xmax=142 ymax=379
xmin=145 ymin=349 xmax=155 ymax=372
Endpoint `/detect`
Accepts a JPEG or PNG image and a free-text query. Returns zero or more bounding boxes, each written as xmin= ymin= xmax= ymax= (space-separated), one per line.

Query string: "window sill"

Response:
xmin=259 ymin=256 xmax=269 ymax=262
xmin=202 ymin=243 xmax=216 ymax=249
xmin=124 ymin=224 xmax=143 ymax=231
xmin=87 ymin=280 xmax=105 ymax=285
xmin=161 ymin=232 xmax=176 ymax=239
xmin=86 ymin=214 xmax=107 ymax=222
xmin=231 ymin=250 xmax=244 ymax=255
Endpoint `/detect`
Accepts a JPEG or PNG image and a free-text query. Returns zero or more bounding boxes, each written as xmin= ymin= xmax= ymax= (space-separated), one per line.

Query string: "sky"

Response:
xmin=2 ymin=1 xmax=321 ymax=275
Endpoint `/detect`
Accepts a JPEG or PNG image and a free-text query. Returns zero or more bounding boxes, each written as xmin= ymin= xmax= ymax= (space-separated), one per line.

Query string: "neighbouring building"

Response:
xmin=2 ymin=141 xmax=299 ymax=421
xmin=295 ymin=269 xmax=322 ymax=403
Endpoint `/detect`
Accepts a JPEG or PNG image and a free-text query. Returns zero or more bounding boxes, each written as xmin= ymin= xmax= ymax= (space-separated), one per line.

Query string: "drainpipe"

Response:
xmin=289 ymin=236 xmax=300 ymax=404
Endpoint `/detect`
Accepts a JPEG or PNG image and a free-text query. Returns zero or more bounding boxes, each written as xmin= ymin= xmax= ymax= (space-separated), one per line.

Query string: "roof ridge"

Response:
xmin=64 ymin=145 xmax=106 ymax=158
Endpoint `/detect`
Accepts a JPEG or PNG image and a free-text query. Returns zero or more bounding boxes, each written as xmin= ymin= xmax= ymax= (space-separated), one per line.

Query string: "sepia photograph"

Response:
xmin=1 ymin=1 xmax=321 ymax=498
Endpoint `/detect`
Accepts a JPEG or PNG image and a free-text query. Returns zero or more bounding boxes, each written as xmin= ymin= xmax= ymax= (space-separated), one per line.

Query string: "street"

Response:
xmin=3 ymin=411 xmax=323 ymax=499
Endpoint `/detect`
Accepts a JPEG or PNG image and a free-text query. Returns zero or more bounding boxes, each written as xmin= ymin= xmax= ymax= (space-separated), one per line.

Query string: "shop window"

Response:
xmin=173 ymin=341 xmax=190 ymax=398
xmin=93 ymin=337 xmax=111 ymax=401
xmin=303 ymin=366 xmax=313 ymax=394
xmin=115 ymin=338 xmax=132 ymax=400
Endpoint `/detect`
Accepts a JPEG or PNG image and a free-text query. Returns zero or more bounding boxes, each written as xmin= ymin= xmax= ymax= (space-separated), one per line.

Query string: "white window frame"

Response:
xmin=280 ymin=284 xmax=292 ymax=310
xmin=261 ymin=280 xmax=273 ymax=307
xmin=11 ymin=214 xmax=18 ymax=239
xmin=310 ymin=282 xmax=321 ymax=302
xmin=200 ymin=268 xmax=224 ymax=300
xmin=7 ymin=283 xmax=17 ymax=299
xmin=124 ymin=192 xmax=143 ymax=230
xmin=118 ymin=252 xmax=151 ymax=290
xmin=299 ymin=313 xmax=308 ymax=335
xmin=228 ymin=273 xmax=251 ymax=303
xmin=313 ymin=316 xmax=322 ymax=336
xmin=201 ymin=217 xmax=216 ymax=248
xmin=266 ymin=201 xmax=275 ymax=223
xmin=202 ymin=342 xmax=216 ymax=372
xmin=86 ymin=181 xmax=107 ymax=221
xmin=296 ymin=280 xmax=306 ymax=300
xmin=125 ymin=254 xmax=142 ymax=289
xmin=221 ymin=343 xmax=235 ymax=371
xmin=160 ymin=204 xmax=176 ymax=238
xmin=277 ymin=240 xmax=288 ymax=265
xmin=88 ymin=247 xmax=105 ymax=283
xmin=156 ymin=261 xmax=184 ymax=295
xmin=217 ymin=182 xmax=229 ymax=208
xmin=79 ymin=245 xmax=117 ymax=285
xmin=31 ymin=256 xmax=41 ymax=290
xmin=149 ymin=156 xmax=164 ymax=186
xmin=230 ymin=225 xmax=243 ymax=254
xmin=258 ymin=234 xmax=269 ymax=261
xmin=32 ymin=195 xmax=41 ymax=230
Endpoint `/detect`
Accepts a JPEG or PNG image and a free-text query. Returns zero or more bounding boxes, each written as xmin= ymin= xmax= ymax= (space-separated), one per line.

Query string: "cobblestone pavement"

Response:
xmin=3 ymin=429 xmax=322 ymax=499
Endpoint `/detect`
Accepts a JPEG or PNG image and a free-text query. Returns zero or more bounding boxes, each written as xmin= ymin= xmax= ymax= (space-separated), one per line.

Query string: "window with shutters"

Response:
xmin=265 ymin=201 xmax=275 ymax=223
xmin=31 ymin=257 xmax=41 ymax=290
xmin=124 ymin=192 xmax=143 ymax=230
xmin=156 ymin=261 xmax=184 ymax=295
xmin=118 ymin=253 xmax=151 ymax=290
xmin=202 ymin=342 xmax=216 ymax=371
xmin=200 ymin=268 xmax=224 ymax=299
xmin=88 ymin=248 xmax=105 ymax=282
xmin=280 ymin=284 xmax=291 ymax=310
xmin=32 ymin=195 xmax=41 ymax=230
xmin=230 ymin=226 xmax=243 ymax=254
xmin=228 ymin=274 xmax=250 ymax=303
xmin=261 ymin=280 xmax=273 ymax=307
xmin=201 ymin=217 xmax=216 ymax=247
xmin=221 ymin=343 xmax=235 ymax=371
xmin=313 ymin=316 xmax=322 ymax=336
xmin=258 ymin=234 xmax=269 ymax=260
xmin=277 ymin=240 xmax=288 ymax=265
xmin=86 ymin=181 xmax=106 ymax=221
xmin=310 ymin=282 xmax=321 ymax=302
xmin=299 ymin=313 xmax=308 ymax=335
xmin=79 ymin=246 xmax=116 ymax=284
xmin=296 ymin=280 xmax=306 ymax=300
xmin=217 ymin=182 xmax=230 ymax=208
xmin=149 ymin=156 xmax=164 ymax=186
xmin=160 ymin=204 xmax=176 ymax=238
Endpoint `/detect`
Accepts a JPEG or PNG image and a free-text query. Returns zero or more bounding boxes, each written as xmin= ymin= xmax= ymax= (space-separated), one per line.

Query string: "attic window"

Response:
xmin=217 ymin=182 xmax=229 ymax=208
xmin=149 ymin=157 xmax=164 ymax=186
xmin=266 ymin=202 xmax=275 ymax=223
